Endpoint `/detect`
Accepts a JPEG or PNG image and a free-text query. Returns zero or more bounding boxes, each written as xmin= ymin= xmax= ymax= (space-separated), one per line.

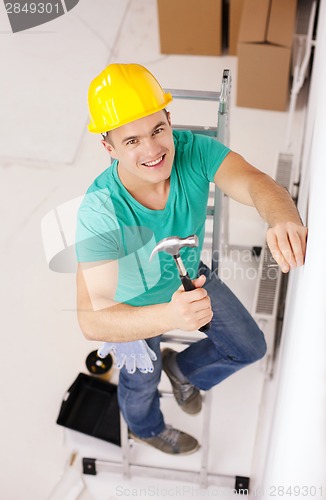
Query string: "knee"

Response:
xmin=244 ymin=327 xmax=267 ymax=364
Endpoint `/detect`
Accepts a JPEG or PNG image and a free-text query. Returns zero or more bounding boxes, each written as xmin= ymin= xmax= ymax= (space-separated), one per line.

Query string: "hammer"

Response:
xmin=150 ymin=235 xmax=210 ymax=332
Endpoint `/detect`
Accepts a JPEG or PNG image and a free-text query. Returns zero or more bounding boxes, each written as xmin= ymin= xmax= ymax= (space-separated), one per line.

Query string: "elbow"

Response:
xmin=77 ymin=310 xmax=117 ymax=342
xmin=77 ymin=311 xmax=98 ymax=341
xmin=81 ymin=328 xmax=96 ymax=342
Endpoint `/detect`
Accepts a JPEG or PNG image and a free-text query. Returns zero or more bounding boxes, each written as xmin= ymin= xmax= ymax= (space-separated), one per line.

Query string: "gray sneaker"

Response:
xmin=130 ymin=425 xmax=199 ymax=455
xmin=162 ymin=348 xmax=202 ymax=415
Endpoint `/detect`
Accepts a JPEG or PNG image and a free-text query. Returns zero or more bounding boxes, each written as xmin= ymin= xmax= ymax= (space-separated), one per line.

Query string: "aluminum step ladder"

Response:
xmin=82 ymin=333 xmax=249 ymax=492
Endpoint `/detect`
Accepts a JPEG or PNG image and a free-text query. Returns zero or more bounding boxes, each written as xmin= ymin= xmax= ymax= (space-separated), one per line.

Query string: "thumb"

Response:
xmin=177 ymin=274 xmax=206 ymax=291
xmin=192 ymin=274 xmax=206 ymax=288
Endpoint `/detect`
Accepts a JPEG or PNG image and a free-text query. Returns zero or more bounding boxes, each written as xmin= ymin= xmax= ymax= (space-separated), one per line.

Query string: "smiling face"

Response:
xmin=102 ymin=110 xmax=175 ymax=191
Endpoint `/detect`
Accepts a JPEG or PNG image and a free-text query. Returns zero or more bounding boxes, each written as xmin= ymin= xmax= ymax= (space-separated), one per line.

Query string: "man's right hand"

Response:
xmin=167 ymin=275 xmax=213 ymax=331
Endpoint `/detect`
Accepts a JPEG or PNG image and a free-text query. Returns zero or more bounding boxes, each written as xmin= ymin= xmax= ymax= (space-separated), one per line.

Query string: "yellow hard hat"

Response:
xmin=87 ymin=63 xmax=173 ymax=134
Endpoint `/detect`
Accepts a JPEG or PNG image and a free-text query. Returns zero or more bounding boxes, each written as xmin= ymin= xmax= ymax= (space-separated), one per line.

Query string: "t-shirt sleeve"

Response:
xmin=75 ymin=188 xmax=121 ymax=263
xmin=188 ymin=132 xmax=231 ymax=182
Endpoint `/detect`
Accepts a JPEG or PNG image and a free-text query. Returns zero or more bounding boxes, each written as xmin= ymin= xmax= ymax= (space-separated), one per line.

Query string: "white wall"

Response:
xmin=253 ymin=0 xmax=326 ymax=497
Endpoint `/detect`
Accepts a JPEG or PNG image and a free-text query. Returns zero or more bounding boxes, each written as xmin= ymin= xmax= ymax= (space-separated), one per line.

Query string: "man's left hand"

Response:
xmin=266 ymin=222 xmax=308 ymax=273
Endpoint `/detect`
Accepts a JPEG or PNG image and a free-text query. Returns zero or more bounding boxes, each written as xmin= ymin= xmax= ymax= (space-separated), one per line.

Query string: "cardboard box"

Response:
xmin=157 ymin=0 xmax=222 ymax=56
xmin=267 ymin=0 xmax=298 ymax=47
xmin=228 ymin=0 xmax=245 ymax=55
xmin=238 ymin=0 xmax=270 ymax=43
xmin=237 ymin=44 xmax=292 ymax=111
xmin=236 ymin=0 xmax=297 ymax=111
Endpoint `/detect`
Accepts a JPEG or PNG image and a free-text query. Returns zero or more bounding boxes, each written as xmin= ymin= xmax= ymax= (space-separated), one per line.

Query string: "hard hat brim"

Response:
xmin=88 ymin=93 xmax=173 ymax=134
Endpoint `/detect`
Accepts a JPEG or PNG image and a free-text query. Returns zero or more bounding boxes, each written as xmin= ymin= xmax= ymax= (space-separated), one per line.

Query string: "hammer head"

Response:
xmin=150 ymin=234 xmax=199 ymax=260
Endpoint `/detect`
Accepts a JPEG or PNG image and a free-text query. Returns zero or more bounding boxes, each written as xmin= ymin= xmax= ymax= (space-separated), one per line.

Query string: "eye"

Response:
xmin=126 ymin=139 xmax=138 ymax=146
xmin=153 ymin=127 xmax=164 ymax=135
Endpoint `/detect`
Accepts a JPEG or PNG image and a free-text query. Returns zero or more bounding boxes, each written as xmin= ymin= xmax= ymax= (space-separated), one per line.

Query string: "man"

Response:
xmin=76 ymin=63 xmax=307 ymax=455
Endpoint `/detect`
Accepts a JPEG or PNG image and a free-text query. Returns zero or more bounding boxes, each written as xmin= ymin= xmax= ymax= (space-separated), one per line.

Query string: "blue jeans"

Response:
xmin=118 ymin=262 xmax=267 ymax=438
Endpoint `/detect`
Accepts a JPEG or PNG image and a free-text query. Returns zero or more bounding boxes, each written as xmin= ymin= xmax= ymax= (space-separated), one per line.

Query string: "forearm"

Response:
xmin=215 ymin=152 xmax=304 ymax=226
xmin=248 ymin=173 xmax=307 ymax=271
xmin=77 ymin=273 xmax=212 ymax=342
xmin=78 ymin=301 xmax=172 ymax=342
xmin=249 ymin=173 xmax=303 ymax=227
xmin=215 ymin=153 xmax=307 ymax=271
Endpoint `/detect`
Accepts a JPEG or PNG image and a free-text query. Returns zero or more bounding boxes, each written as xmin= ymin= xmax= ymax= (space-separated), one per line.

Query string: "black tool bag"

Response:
xmin=56 ymin=373 xmax=121 ymax=446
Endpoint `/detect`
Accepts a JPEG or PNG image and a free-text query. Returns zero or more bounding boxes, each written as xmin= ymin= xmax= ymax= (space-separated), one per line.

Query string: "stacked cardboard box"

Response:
xmin=237 ymin=0 xmax=297 ymax=111
xmin=157 ymin=0 xmax=223 ymax=56
xmin=228 ymin=0 xmax=245 ymax=55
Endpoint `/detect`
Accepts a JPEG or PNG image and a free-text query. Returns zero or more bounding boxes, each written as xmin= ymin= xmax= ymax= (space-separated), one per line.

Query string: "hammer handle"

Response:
xmin=180 ymin=274 xmax=211 ymax=333
xmin=180 ymin=273 xmax=196 ymax=291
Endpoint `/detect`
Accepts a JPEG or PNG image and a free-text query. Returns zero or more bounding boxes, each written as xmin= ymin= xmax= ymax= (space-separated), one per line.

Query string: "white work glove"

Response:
xmin=97 ymin=339 xmax=157 ymax=374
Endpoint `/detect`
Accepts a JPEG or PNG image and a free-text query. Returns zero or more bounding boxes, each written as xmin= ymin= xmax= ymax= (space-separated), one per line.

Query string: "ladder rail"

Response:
xmin=167 ymin=69 xmax=232 ymax=271
xmin=164 ymin=88 xmax=220 ymax=101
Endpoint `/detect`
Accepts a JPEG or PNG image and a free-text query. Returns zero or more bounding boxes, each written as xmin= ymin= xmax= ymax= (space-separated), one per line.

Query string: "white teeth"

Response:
xmin=143 ymin=156 xmax=163 ymax=166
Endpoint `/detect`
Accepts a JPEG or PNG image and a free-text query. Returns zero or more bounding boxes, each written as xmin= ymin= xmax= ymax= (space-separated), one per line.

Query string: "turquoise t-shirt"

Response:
xmin=76 ymin=130 xmax=230 ymax=306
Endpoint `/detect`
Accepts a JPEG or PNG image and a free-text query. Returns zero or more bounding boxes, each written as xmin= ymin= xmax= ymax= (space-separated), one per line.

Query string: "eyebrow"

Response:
xmin=121 ymin=121 xmax=167 ymax=145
